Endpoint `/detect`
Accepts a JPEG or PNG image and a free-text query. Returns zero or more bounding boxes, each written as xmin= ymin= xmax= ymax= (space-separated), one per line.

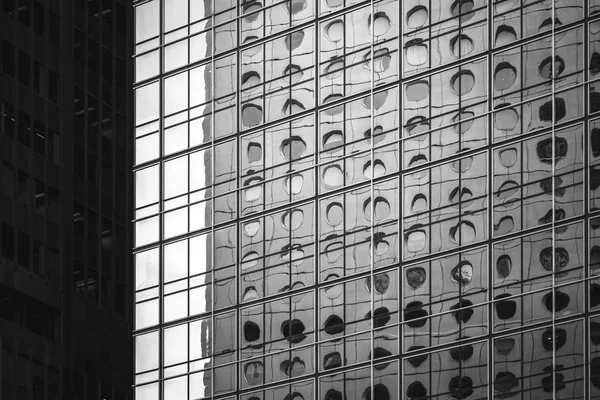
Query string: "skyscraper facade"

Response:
xmin=134 ymin=0 xmax=600 ymax=398
xmin=1 ymin=0 xmax=133 ymax=399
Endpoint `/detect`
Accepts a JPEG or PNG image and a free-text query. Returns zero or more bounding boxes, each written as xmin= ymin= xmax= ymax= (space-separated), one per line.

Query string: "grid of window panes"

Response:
xmin=134 ymin=0 xmax=600 ymax=399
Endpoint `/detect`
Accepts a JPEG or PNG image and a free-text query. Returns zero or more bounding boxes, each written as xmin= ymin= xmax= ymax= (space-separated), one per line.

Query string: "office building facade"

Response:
xmin=134 ymin=0 xmax=600 ymax=398
xmin=1 ymin=0 xmax=133 ymax=399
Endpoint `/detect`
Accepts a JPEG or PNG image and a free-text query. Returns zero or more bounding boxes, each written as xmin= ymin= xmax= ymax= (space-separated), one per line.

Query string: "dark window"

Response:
xmin=102 ymin=79 xmax=112 ymax=106
xmin=73 ymin=144 xmax=85 ymax=178
xmin=2 ymin=40 xmax=15 ymax=77
xmin=48 ymin=128 xmax=59 ymax=163
xmin=3 ymin=0 xmax=15 ymax=14
xmin=17 ymin=231 xmax=29 ymax=268
xmin=33 ymin=60 xmax=44 ymax=95
xmin=2 ymin=102 xmax=16 ymax=138
xmin=115 ymin=1 xmax=125 ymax=36
xmin=1 ymin=162 xmax=15 ymax=198
xmin=48 ymin=69 xmax=59 ymax=103
xmin=74 ymin=86 xmax=85 ymax=119
xmin=2 ymin=223 xmax=15 ymax=261
xmin=88 ymin=39 xmax=98 ymax=72
xmin=32 ymin=240 xmax=44 ymax=275
xmin=88 ymin=95 xmax=99 ymax=127
xmin=88 ymin=153 xmax=98 ymax=185
xmin=47 ymin=187 xmax=59 ymax=222
xmin=17 ymin=170 xmax=30 ymax=207
xmin=33 ymin=119 xmax=45 ymax=155
xmin=33 ymin=1 xmax=44 ymax=36
xmin=73 ymin=201 xmax=85 ymax=236
xmin=102 ymin=47 xmax=112 ymax=82
xmin=33 ymin=179 xmax=45 ymax=214
xmin=48 ymin=11 xmax=59 ymax=46
xmin=115 ymin=57 xmax=125 ymax=90
xmin=17 ymin=0 xmax=30 ymax=26
xmin=17 ymin=111 xmax=30 ymax=147
xmin=17 ymin=50 xmax=30 ymax=87
xmin=74 ymin=29 xmax=85 ymax=63
xmin=102 ymin=0 xmax=112 ymax=26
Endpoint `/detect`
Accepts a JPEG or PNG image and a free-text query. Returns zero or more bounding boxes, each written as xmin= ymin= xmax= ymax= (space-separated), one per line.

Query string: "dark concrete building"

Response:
xmin=1 ymin=0 xmax=132 ymax=399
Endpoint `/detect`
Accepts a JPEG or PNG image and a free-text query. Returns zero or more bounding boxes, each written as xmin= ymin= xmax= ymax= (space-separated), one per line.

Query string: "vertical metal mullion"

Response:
xmin=158 ymin=0 xmax=165 ymax=399
xmin=314 ymin=1 xmax=321 ymax=398
xmin=234 ymin=0 xmax=242 ymax=397
xmin=551 ymin=2 xmax=557 ymax=399
xmin=369 ymin=1 xmax=376 ymax=400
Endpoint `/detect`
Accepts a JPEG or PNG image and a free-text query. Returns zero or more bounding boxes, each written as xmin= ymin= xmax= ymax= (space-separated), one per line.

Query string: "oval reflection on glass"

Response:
xmin=498 ymin=147 xmax=517 ymax=168
xmin=282 ymin=209 xmax=304 ymax=231
xmin=324 ymin=58 xmax=344 ymax=79
xmin=364 ymin=125 xmax=385 ymax=145
xmin=494 ymin=62 xmax=517 ymax=91
xmin=284 ymin=30 xmax=305 ymax=51
xmin=247 ymin=142 xmax=262 ymax=163
xmin=242 ymin=71 xmax=261 ymax=91
xmin=496 ymin=254 xmax=512 ymax=278
xmin=280 ymin=136 xmax=307 ymax=160
xmin=538 ymin=55 xmax=565 ymax=79
xmin=450 ymin=34 xmax=474 ymax=57
xmin=369 ymin=12 xmax=391 ymax=36
xmin=366 ymin=273 xmax=390 ymax=294
xmin=283 ymin=64 xmax=303 ymax=84
xmin=451 ymin=261 xmax=473 ymax=285
xmin=369 ymin=48 xmax=392 ymax=72
xmin=323 ymin=130 xmax=344 ymax=152
xmin=406 ymin=116 xmax=429 ymax=140
xmin=495 ymin=25 xmax=517 ymax=46
xmin=363 ymin=197 xmax=391 ymax=221
xmin=450 ymin=156 xmax=473 ymax=173
xmin=243 ymin=1 xmax=262 ymax=22
xmin=243 ymin=36 xmax=261 ymax=57
xmin=242 ymin=251 xmax=259 ymax=270
xmin=405 ymin=40 xmax=428 ymax=66
xmin=244 ymin=362 xmax=264 ymax=385
xmin=244 ymin=177 xmax=262 ymax=202
xmin=363 ymin=90 xmax=388 ymax=110
xmin=450 ymin=70 xmax=475 ymax=95
xmin=323 ymin=94 xmax=344 ymax=116
xmin=244 ymin=221 xmax=260 ymax=237
xmin=243 ymin=286 xmax=259 ymax=302
xmin=450 ymin=221 xmax=476 ymax=244
xmin=406 ymin=227 xmax=427 ymax=253
xmin=322 ymin=165 xmax=344 ymax=189
xmin=406 ymin=6 xmax=428 ymax=29
xmin=286 ymin=0 xmax=306 ymax=15
xmin=280 ymin=245 xmax=304 ymax=266
xmin=326 ymin=202 xmax=343 ymax=226
xmin=325 ymin=20 xmax=344 ymax=42
xmin=406 ymin=80 xmax=429 ymax=102
xmin=451 ymin=111 xmax=475 ymax=134
xmin=450 ymin=0 xmax=475 ymax=22
xmin=283 ymin=174 xmax=304 ymax=195
xmin=242 ymin=104 xmax=263 ymax=127
xmin=411 ymin=193 xmax=427 ymax=212
xmin=363 ymin=160 xmax=386 ymax=179
xmin=494 ymin=104 xmax=519 ymax=131
xmin=406 ymin=267 xmax=426 ymax=289
xmin=496 ymin=180 xmax=519 ymax=199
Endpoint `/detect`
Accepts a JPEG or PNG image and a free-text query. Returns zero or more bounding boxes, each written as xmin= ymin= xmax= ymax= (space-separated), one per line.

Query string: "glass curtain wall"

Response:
xmin=133 ymin=0 xmax=600 ymax=399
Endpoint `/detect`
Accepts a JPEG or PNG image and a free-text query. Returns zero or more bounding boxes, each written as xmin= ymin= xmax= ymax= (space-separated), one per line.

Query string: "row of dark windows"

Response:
xmin=2 ymin=346 xmax=59 ymax=400
xmin=2 ymin=41 xmax=60 ymax=104
xmin=2 ymin=0 xmax=60 ymax=46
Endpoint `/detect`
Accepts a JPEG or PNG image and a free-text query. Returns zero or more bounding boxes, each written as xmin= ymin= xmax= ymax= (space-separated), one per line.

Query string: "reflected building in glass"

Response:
xmin=133 ymin=0 xmax=600 ymax=398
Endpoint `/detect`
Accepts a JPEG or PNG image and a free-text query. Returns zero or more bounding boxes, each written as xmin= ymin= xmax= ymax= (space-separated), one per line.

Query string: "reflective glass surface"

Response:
xmin=134 ymin=0 xmax=599 ymax=398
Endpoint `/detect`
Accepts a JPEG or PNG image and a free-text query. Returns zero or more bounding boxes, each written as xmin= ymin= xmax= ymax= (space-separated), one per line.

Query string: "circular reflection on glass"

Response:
xmin=450 ymin=342 xmax=474 ymax=361
xmin=323 ymin=94 xmax=344 ymax=116
xmin=498 ymin=147 xmax=517 ymax=167
xmin=244 ymin=220 xmax=260 ymax=237
xmin=280 ymin=136 xmax=307 ymax=160
xmin=406 ymin=267 xmax=426 ymax=289
xmin=243 ymin=286 xmax=259 ymax=302
xmin=496 ymin=254 xmax=512 ymax=278
xmin=406 ymin=347 xmax=427 ymax=367
xmin=366 ymin=273 xmax=390 ymax=294
xmin=322 ymin=165 xmax=344 ymax=189
xmin=449 ymin=187 xmax=473 ymax=207
xmin=326 ymin=202 xmax=343 ymax=226
xmin=323 ymin=352 xmax=342 ymax=370
xmin=243 ymin=177 xmax=262 ymax=202
xmin=244 ymin=361 xmax=264 ymax=385
xmin=283 ymin=64 xmax=303 ymax=84
xmin=363 ymin=197 xmax=391 ymax=221
xmin=243 ymin=1 xmax=262 ymax=22
xmin=323 ymin=314 xmax=344 ymax=335
xmin=450 ymin=0 xmax=475 ymax=22
xmin=406 ymin=116 xmax=430 ymax=140
xmin=280 ymin=357 xmax=305 ymax=378
xmin=450 ymin=34 xmax=474 ymax=57
xmin=496 ymin=180 xmax=519 ymax=199
xmin=406 ymin=80 xmax=429 ymax=102
xmin=242 ymin=104 xmax=263 ymax=127
xmin=406 ymin=382 xmax=427 ymax=399
xmin=363 ymin=160 xmax=386 ymax=179
xmin=449 ymin=221 xmax=476 ymax=244
xmin=324 ymin=58 xmax=344 ymax=79
xmin=281 ymin=319 xmax=306 ymax=343
xmin=494 ymin=62 xmax=517 ymax=91
xmin=450 ymin=70 xmax=475 ymax=95
xmin=282 ymin=209 xmax=304 ymax=231
xmin=323 ymin=130 xmax=344 ymax=152
xmin=404 ymin=301 xmax=428 ymax=328
xmin=538 ymin=55 xmax=565 ymax=79
xmin=405 ymin=227 xmax=427 ymax=253
xmin=411 ymin=193 xmax=427 ymax=212
xmin=406 ymin=6 xmax=428 ymax=28
xmin=280 ymin=245 xmax=304 ymax=266
xmin=242 ymin=251 xmax=260 ymax=270
xmin=242 ymin=71 xmax=261 ymax=91
xmin=542 ymin=327 xmax=567 ymax=351
xmin=325 ymin=241 xmax=343 ymax=264
xmin=495 ymin=372 xmax=518 ymax=393
xmin=284 ymin=30 xmax=305 ymax=51
xmin=405 ymin=39 xmax=428 ymax=66
xmin=325 ymin=19 xmax=344 ymax=42
xmin=495 ymin=338 xmax=515 ymax=355
xmin=364 ymin=48 xmax=392 ymax=72
xmin=451 ymin=111 xmax=475 ymax=134
xmin=539 ymin=97 xmax=566 ymax=122
xmin=364 ymin=125 xmax=386 ymax=145
xmin=494 ymin=216 xmax=514 ymax=235
xmin=363 ymin=90 xmax=388 ymax=110
xmin=244 ymin=321 xmax=260 ymax=342
xmin=449 ymin=376 xmax=474 ymax=399
xmin=283 ymin=174 xmax=304 ymax=195
xmin=247 ymin=142 xmax=262 ymax=163
xmin=282 ymin=99 xmax=305 ymax=116
xmin=325 ymin=389 xmax=343 ymax=400
xmin=369 ymin=12 xmax=391 ymax=36
xmin=543 ymin=290 xmax=570 ymax=312
xmin=539 ymin=247 xmax=569 ymax=271
xmin=451 ymin=261 xmax=473 ymax=285
xmin=494 ymin=293 xmax=517 ymax=320
xmin=495 ymin=25 xmax=517 ymax=46
xmin=450 ymin=155 xmax=473 ymax=173
xmin=494 ymin=104 xmax=519 ymax=131
xmin=286 ymin=0 xmax=307 ymax=14
xmin=536 ymin=137 xmax=568 ymax=164
xmin=324 ymin=279 xmax=343 ymax=299
xmin=363 ymin=384 xmax=390 ymax=400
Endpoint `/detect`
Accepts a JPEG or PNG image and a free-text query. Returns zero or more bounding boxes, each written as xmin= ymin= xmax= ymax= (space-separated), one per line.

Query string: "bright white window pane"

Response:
xmin=135 ymin=217 xmax=160 ymax=248
xmin=164 ymin=72 xmax=189 ymax=116
xmin=135 ymin=382 xmax=159 ymax=400
xmin=164 ymin=208 xmax=189 ymax=239
xmin=135 ymin=0 xmax=159 ymax=43
xmin=164 ymin=291 xmax=188 ymax=322
xmin=164 ymin=323 xmax=188 ymax=366
xmin=136 ymin=82 xmax=160 ymax=126
xmin=189 ymin=149 xmax=211 ymax=191
xmin=135 ymin=299 xmax=159 ymax=330
xmin=164 ymin=0 xmax=188 ymax=32
xmin=164 ymin=156 xmax=189 ymax=199
xmin=135 ymin=331 xmax=159 ymax=372
xmin=164 ymin=123 xmax=189 ymax=155
xmin=189 ymin=233 xmax=210 ymax=276
xmin=135 ymin=165 xmax=159 ymax=208
xmin=135 ymin=51 xmax=160 ymax=83
xmin=135 ymin=132 xmax=159 ymax=165
xmin=190 ymin=318 xmax=212 ymax=360
xmin=164 ymin=239 xmax=188 ymax=282
xmin=135 ymin=247 xmax=159 ymax=290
